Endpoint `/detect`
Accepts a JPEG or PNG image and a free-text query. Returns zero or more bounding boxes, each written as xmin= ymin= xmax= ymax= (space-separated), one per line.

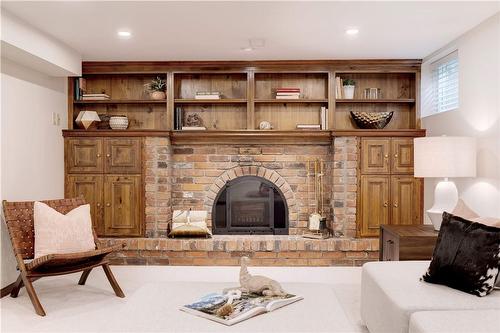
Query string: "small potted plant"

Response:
xmin=145 ymin=76 xmax=166 ymax=100
xmin=343 ymin=79 xmax=356 ymax=99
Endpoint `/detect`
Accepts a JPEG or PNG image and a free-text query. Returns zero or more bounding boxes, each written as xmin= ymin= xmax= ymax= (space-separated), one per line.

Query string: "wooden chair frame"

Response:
xmin=2 ymin=198 xmax=125 ymax=316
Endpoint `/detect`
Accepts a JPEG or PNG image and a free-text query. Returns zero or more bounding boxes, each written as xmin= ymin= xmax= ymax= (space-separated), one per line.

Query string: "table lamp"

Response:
xmin=414 ymin=136 xmax=476 ymax=230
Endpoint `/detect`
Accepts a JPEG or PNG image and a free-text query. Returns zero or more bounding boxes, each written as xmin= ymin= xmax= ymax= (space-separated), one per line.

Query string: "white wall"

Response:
xmin=1 ymin=9 xmax=81 ymax=76
xmin=0 ymin=57 xmax=68 ymax=288
xmin=421 ymin=13 xmax=500 ymax=219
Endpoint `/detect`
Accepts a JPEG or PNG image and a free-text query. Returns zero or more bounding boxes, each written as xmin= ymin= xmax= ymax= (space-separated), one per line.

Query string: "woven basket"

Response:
xmin=350 ymin=111 xmax=394 ymax=129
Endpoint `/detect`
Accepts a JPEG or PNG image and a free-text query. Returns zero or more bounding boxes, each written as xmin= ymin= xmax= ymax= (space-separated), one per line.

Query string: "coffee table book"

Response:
xmin=180 ymin=292 xmax=303 ymax=326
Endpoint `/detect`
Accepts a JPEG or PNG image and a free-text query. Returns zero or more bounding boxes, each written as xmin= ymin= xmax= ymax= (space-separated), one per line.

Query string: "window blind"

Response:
xmin=432 ymin=50 xmax=459 ymax=114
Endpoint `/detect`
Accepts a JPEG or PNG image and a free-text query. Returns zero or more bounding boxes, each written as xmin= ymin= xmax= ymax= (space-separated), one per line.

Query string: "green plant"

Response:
xmin=343 ymin=79 xmax=355 ymax=86
xmin=144 ymin=76 xmax=166 ymax=92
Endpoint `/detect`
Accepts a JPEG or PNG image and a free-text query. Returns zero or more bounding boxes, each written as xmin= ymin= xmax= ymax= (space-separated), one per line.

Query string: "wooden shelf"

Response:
xmin=335 ymin=99 xmax=415 ymax=103
xmin=74 ymin=99 xmax=166 ymax=104
xmin=255 ymin=99 xmax=328 ymax=104
xmin=63 ymin=129 xmax=425 ymax=140
xmin=174 ymin=99 xmax=247 ymax=104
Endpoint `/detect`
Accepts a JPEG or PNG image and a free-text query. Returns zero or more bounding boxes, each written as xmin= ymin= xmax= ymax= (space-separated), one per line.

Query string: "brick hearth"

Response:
xmin=102 ymin=135 xmax=377 ymax=266
xmin=102 ymin=236 xmax=379 ymax=266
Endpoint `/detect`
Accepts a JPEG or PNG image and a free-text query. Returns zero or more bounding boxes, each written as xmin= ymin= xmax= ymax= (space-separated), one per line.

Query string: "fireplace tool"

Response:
xmin=304 ymin=158 xmax=329 ymax=239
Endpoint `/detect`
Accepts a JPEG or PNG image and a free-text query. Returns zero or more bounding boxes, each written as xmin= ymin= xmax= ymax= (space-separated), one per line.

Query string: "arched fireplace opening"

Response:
xmin=212 ymin=176 xmax=288 ymax=235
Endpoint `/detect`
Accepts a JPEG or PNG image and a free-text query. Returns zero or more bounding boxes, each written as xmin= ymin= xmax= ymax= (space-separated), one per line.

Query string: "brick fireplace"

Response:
xmin=102 ymin=135 xmax=379 ymax=266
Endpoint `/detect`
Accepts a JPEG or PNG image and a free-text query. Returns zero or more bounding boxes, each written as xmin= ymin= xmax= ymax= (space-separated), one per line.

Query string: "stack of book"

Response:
xmin=81 ymin=93 xmax=110 ymax=101
xmin=275 ymin=88 xmax=300 ymax=99
xmin=296 ymin=124 xmax=321 ymax=130
xmin=174 ymin=107 xmax=183 ymax=130
xmin=195 ymin=92 xmax=221 ymax=100
xmin=320 ymin=106 xmax=329 ymax=130
xmin=74 ymin=77 xmax=86 ymax=100
xmin=335 ymin=77 xmax=344 ymax=98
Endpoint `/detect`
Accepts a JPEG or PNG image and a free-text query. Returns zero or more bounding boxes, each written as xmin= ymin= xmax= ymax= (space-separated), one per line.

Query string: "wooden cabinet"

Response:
xmin=66 ymin=139 xmax=103 ymax=173
xmin=359 ymin=176 xmax=390 ymax=237
xmin=361 ymin=139 xmax=390 ymax=174
xmin=66 ymin=175 xmax=104 ymax=234
xmin=104 ymin=139 xmax=142 ymax=174
xmin=391 ymin=176 xmax=422 ymax=226
xmin=391 ymin=138 xmax=414 ymax=174
xmin=358 ymin=137 xmax=422 ymax=237
xmin=380 ymin=225 xmax=438 ymax=261
xmin=104 ymin=175 xmax=142 ymax=236
xmin=65 ymin=137 xmax=143 ymax=237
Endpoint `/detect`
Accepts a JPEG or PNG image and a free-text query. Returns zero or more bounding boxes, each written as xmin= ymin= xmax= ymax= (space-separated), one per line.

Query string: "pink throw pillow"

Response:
xmin=34 ymin=201 xmax=95 ymax=258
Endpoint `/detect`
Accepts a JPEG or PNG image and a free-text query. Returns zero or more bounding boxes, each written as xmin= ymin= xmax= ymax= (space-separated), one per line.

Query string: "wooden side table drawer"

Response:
xmin=380 ymin=225 xmax=438 ymax=261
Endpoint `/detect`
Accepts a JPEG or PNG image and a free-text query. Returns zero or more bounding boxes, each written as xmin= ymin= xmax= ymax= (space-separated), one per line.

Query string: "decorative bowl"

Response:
xmin=350 ymin=111 xmax=394 ymax=129
xmin=109 ymin=116 xmax=129 ymax=130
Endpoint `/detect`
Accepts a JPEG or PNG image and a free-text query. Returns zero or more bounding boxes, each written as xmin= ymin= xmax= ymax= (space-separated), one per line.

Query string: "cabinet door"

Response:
xmin=391 ymin=138 xmax=414 ymax=174
xmin=391 ymin=176 xmax=422 ymax=225
xmin=66 ymin=175 xmax=104 ymax=235
xmin=360 ymin=138 xmax=390 ymax=174
xmin=66 ymin=139 xmax=103 ymax=173
xmin=103 ymin=175 xmax=142 ymax=236
xmin=104 ymin=138 xmax=142 ymax=174
xmin=359 ymin=175 xmax=390 ymax=237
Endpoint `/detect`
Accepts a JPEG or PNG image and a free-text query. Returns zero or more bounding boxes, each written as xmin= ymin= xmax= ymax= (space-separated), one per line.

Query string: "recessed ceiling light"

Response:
xmin=345 ymin=28 xmax=359 ymax=36
xmin=117 ymin=30 xmax=132 ymax=38
xmin=241 ymin=47 xmax=254 ymax=52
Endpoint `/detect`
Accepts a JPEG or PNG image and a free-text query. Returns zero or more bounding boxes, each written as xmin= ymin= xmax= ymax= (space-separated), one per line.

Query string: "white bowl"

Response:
xmin=109 ymin=116 xmax=129 ymax=130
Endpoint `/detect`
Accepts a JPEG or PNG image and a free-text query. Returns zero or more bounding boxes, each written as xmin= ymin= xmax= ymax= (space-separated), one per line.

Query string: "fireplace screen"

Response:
xmin=213 ymin=176 xmax=288 ymax=235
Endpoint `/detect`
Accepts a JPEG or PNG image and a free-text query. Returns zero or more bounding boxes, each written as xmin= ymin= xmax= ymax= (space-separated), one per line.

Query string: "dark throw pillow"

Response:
xmin=422 ymin=212 xmax=500 ymax=297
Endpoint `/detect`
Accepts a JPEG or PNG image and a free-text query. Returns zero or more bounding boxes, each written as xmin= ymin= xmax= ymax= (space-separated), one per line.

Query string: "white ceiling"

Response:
xmin=2 ymin=1 xmax=499 ymax=61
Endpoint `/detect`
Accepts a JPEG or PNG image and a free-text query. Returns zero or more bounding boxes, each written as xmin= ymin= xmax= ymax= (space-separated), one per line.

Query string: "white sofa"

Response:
xmin=361 ymin=261 xmax=500 ymax=333
xmin=409 ymin=310 xmax=500 ymax=333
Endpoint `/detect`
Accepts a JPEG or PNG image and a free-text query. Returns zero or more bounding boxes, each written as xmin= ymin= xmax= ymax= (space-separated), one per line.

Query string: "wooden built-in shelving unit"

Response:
xmin=67 ymin=60 xmax=422 ymax=134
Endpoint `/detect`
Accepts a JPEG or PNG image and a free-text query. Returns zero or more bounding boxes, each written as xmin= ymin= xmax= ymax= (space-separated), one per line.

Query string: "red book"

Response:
xmin=276 ymin=88 xmax=300 ymax=92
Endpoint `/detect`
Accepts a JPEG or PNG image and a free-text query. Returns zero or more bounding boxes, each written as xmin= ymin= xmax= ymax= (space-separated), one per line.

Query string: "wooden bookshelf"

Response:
xmin=67 ymin=60 xmax=421 ymax=132
xmin=333 ymin=72 xmax=418 ymax=130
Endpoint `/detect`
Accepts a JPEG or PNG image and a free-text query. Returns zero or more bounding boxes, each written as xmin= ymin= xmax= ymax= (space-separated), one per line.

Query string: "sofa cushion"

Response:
xmin=361 ymin=261 xmax=500 ymax=333
xmin=409 ymin=310 xmax=500 ymax=333
xmin=422 ymin=212 xmax=500 ymax=297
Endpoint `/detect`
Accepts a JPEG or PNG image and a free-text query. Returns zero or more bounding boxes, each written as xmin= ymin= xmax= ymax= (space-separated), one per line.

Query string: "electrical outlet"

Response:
xmin=56 ymin=113 xmax=61 ymax=126
xmin=52 ymin=112 xmax=57 ymax=125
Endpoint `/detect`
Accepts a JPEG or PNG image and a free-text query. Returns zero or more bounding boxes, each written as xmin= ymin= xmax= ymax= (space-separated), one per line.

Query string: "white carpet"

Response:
xmin=1 ymin=266 xmax=367 ymax=333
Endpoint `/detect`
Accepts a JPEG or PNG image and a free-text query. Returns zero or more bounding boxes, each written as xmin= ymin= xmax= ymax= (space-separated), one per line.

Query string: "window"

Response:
xmin=432 ymin=50 xmax=459 ymax=114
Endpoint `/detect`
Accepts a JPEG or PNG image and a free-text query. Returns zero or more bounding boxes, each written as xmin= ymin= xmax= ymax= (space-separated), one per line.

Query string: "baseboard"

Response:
xmin=1 ymin=281 xmax=15 ymax=298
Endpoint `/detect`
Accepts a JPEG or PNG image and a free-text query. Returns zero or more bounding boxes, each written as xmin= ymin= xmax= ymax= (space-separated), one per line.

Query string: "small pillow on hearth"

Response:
xmin=169 ymin=210 xmax=211 ymax=238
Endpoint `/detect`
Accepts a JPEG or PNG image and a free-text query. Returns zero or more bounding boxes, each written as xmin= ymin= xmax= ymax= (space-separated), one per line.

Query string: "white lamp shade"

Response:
xmin=414 ymin=136 xmax=476 ymax=178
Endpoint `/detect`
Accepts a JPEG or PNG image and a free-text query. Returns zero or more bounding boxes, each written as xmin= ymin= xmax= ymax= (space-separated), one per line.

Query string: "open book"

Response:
xmin=180 ymin=291 xmax=303 ymax=326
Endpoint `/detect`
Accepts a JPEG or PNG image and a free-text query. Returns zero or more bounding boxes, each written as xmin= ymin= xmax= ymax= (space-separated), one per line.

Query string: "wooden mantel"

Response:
xmin=62 ymin=129 xmax=425 ymax=145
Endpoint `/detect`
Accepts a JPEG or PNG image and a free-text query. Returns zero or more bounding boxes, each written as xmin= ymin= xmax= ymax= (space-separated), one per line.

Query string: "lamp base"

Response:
xmin=427 ymin=179 xmax=458 ymax=230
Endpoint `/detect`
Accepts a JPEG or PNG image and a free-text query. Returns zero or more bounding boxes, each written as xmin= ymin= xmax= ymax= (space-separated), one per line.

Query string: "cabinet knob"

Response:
xmin=384 ymin=154 xmax=389 ymax=158
xmin=393 ymin=203 xmax=399 ymax=208
xmin=96 ymin=153 xmax=101 ymax=157
xmin=387 ymin=240 xmax=394 ymax=244
xmin=383 ymin=202 xmax=388 ymax=207
xmin=394 ymin=154 xmax=398 ymax=158
xmin=106 ymin=154 xmax=111 ymax=158
xmin=96 ymin=203 xmax=101 ymax=207
xmin=106 ymin=203 xmax=111 ymax=207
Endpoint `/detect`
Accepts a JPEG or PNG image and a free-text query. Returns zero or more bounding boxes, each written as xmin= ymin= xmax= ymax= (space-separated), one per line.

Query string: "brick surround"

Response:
xmin=107 ymin=135 xmax=376 ymax=267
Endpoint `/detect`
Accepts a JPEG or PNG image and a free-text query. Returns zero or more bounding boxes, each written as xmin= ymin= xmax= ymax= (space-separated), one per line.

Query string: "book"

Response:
xmin=196 ymin=91 xmax=222 ymax=95
xmin=276 ymin=95 xmax=300 ymax=99
xmin=296 ymin=124 xmax=321 ymax=129
xmin=181 ymin=291 xmax=303 ymax=326
xmin=276 ymin=93 xmax=301 ymax=96
xmin=181 ymin=126 xmax=206 ymax=130
xmin=320 ymin=106 xmax=327 ymax=130
xmin=174 ymin=107 xmax=183 ymax=130
xmin=276 ymin=88 xmax=300 ymax=92
xmin=194 ymin=95 xmax=221 ymax=100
